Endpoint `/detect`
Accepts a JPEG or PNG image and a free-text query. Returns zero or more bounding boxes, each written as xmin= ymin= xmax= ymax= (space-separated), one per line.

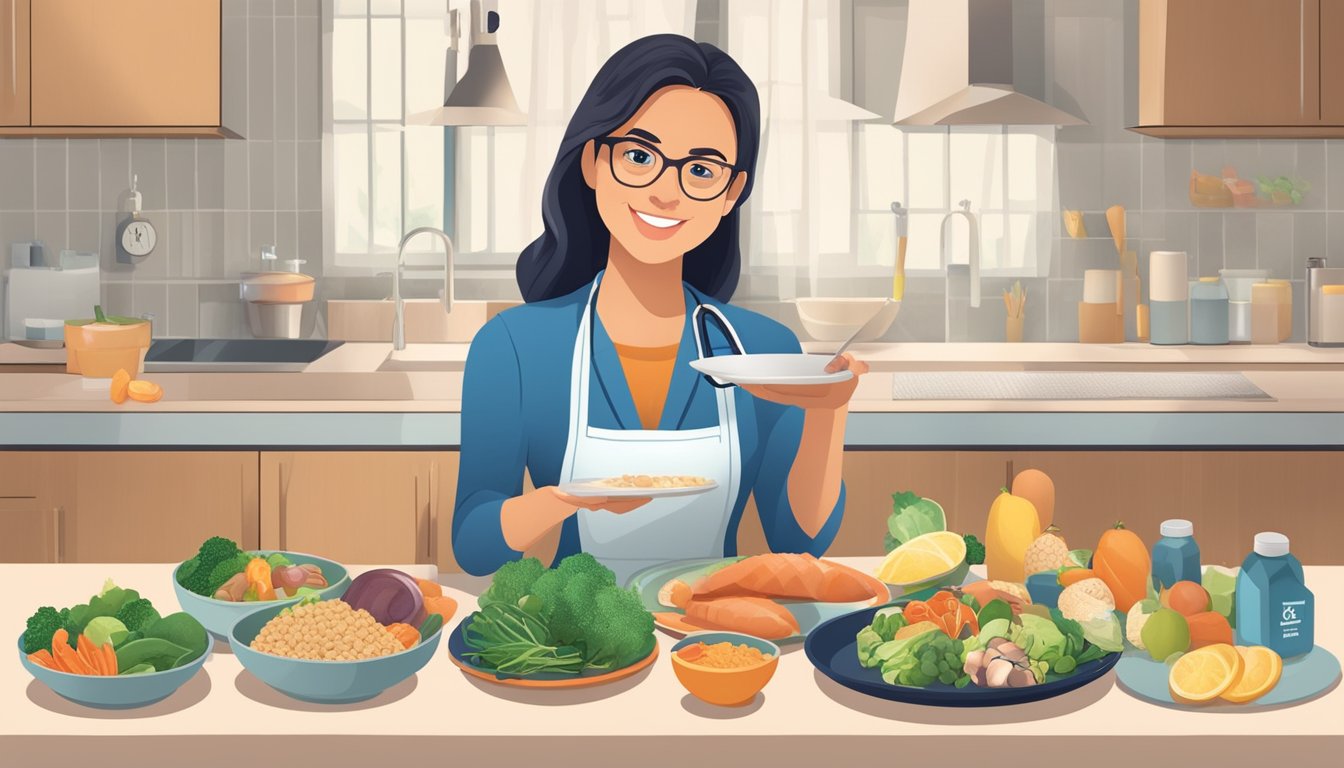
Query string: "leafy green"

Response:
xmin=114 ymin=598 xmax=161 ymax=633
xmin=418 ymin=613 xmax=444 ymax=640
xmin=463 ymin=601 xmax=584 ymax=676
xmin=1067 ymin=549 xmax=1092 ymax=568
xmin=884 ymin=491 xmax=946 ymax=551
xmin=141 ymin=613 xmax=208 ymax=665
xmin=115 ymin=638 xmax=192 ymax=672
xmin=962 ymin=534 xmax=986 ymax=565
xmin=119 ymin=663 xmax=156 ymax=676
xmin=873 ymin=628 xmax=967 ymax=687
xmin=977 ymin=599 xmax=1013 ymax=629
xmin=265 ymin=552 xmax=292 ymax=569
xmin=856 ymin=607 xmax=908 ymax=668
xmin=66 ymin=584 xmax=140 ymax=635
xmin=477 ymin=557 xmax=546 ymax=609
xmin=1078 ymin=612 xmax=1124 ymax=653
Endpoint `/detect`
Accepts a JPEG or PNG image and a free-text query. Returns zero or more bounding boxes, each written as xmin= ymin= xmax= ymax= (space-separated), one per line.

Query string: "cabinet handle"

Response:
xmin=277 ymin=461 xmax=288 ymax=551
xmin=52 ymin=506 xmax=64 ymax=564
xmin=1300 ymin=0 xmax=1306 ymax=117
xmin=428 ymin=461 xmax=439 ymax=567
xmin=414 ymin=471 xmax=427 ymax=564
xmin=9 ymin=1 xmax=16 ymax=97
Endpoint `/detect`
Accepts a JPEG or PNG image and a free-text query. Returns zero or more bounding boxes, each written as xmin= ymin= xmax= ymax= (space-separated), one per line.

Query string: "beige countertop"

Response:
xmin=3 ymin=560 xmax=1340 ymax=766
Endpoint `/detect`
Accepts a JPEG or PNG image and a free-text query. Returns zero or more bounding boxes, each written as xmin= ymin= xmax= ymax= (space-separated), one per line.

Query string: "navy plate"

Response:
xmin=805 ymin=604 xmax=1120 ymax=707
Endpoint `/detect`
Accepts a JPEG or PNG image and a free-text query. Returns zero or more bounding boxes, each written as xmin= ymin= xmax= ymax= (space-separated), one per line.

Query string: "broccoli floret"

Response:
xmin=963 ymin=534 xmax=986 ymax=566
xmin=181 ymin=536 xmax=242 ymax=595
xmin=22 ymin=607 xmax=65 ymax=654
xmin=479 ymin=557 xmax=545 ymax=608
xmin=539 ymin=570 xmax=608 ymax=647
xmin=114 ymin=598 xmax=161 ymax=633
xmin=205 ymin=552 xmax=252 ymax=595
xmin=553 ymin=552 xmax=617 ymax=588
xmin=583 ymin=587 xmax=654 ymax=668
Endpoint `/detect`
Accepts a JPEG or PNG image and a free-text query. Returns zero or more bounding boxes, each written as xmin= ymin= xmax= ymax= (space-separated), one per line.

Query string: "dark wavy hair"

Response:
xmin=515 ymin=34 xmax=760 ymax=303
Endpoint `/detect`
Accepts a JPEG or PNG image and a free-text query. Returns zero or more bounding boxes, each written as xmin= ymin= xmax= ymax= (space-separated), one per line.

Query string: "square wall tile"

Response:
xmin=197 ymin=140 xmax=226 ymax=210
xmin=1293 ymin=213 xmax=1327 ymax=273
xmin=224 ymin=212 xmax=252 ymax=276
xmin=35 ymin=140 xmax=67 ymax=210
xmin=1056 ymin=141 xmax=1103 ymax=211
xmin=248 ymin=16 xmax=276 ymax=141
xmin=196 ymin=212 xmax=228 ymax=278
xmin=1046 ymin=278 xmax=1082 ymax=342
xmin=129 ymin=140 xmax=166 ymax=210
xmin=165 ymin=140 xmax=198 ymax=209
xmin=224 ymin=140 xmax=250 ymax=210
xmin=0 ymin=213 xmax=35 ymax=252
xmin=168 ymin=212 xmax=198 ymax=277
xmin=250 ymin=212 xmax=277 ymax=258
xmin=167 ymin=283 xmax=200 ymax=338
xmin=277 ymin=211 xmax=298 ymax=263
xmin=1222 ymin=213 xmax=1257 ymax=269
xmin=99 ymin=139 xmax=132 ymax=211
xmin=34 ymin=212 xmax=67 ymax=252
xmin=1197 ymin=212 xmax=1225 ymax=276
xmin=296 ymin=17 xmax=321 ymax=140
xmin=132 ymin=283 xmax=169 ymax=329
xmin=67 ymin=141 xmax=101 ymax=210
xmin=1255 ymin=212 xmax=1294 ymax=279
xmin=101 ymin=282 xmax=133 ymax=315
xmin=1101 ymin=142 xmax=1140 ymax=207
xmin=68 ymin=212 xmax=102 ymax=255
xmin=274 ymin=141 xmax=297 ymax=211
xmin=1161 ymin=140 xmax=1193 ymax=210
xmin=249 ymin=142 xmax=275 ymax=210
xmin=297 ymin=210 xmax=322 ymax=268
xmin=275 ymin=16 xmax=298 ymax=140
xmin=297 ymin=141 xmax=321 ymax=210
xmin=0 ymin=140 xmax=35 ymax=210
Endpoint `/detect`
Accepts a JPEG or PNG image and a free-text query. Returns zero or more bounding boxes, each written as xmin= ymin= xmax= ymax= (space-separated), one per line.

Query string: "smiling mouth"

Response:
xmin=631 ymin=208 xmax=685 ymax=229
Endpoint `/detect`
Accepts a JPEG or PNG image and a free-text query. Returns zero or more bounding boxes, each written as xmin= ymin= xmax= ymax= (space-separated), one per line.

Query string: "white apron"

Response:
xmin=559 ymin=278 xmax=743 ymax=585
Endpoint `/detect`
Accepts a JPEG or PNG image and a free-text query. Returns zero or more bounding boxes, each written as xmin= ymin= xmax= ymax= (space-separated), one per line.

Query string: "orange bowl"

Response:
xmin=64 ymin=321 xmax=150 ymax=376
xmin=670 ymin=632 xmax=779 ymax=707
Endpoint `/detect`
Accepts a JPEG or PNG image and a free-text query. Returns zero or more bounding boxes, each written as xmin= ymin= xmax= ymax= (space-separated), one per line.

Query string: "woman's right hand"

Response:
xmin=501 ymin=486 xmax=652 ymax=553
xmin=547 ymin=486 xmax=653 ymax=514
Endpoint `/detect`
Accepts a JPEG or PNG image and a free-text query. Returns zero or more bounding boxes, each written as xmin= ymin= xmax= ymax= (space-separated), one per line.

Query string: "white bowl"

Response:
xmin=794 ymin=298 xmax=901 ymax=342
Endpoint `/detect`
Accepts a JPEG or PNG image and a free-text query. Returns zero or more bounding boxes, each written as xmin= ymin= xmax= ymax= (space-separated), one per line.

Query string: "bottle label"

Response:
xmin=1280 ymin=600 xmax=1305 ymax=640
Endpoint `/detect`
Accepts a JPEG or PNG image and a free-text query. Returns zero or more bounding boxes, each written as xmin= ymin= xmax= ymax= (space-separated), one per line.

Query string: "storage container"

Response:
xmin=1189 ymin=278 xmax=1229 ymax=345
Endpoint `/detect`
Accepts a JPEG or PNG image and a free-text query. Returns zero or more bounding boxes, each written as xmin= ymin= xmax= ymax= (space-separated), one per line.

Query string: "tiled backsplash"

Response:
xmin=0 ymin=0 xmax=324 ymax=339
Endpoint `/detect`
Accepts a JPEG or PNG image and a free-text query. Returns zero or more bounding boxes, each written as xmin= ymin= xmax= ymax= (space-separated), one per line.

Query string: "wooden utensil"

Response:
xmin=1106 ymin=205 xmax=1126 ymax=258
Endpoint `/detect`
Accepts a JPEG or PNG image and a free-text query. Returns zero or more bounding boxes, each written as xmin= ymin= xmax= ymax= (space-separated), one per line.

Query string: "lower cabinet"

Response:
xmin=260 ymin=451 xmax=458 ymax=568
xmin=0 ymin=497 xmax=56 ymax=563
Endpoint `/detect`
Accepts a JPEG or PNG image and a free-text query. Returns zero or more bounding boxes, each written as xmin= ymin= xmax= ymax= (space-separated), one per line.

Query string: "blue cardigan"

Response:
xmin=450 ymin=279 xmax=846 ymax=576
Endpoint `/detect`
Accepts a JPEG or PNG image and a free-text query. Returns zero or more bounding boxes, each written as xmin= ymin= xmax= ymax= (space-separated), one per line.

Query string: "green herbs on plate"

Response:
xmin=463 ymin=553 xmax=654 ymax=677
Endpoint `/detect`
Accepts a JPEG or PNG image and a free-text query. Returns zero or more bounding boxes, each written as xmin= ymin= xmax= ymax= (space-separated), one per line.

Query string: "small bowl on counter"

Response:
xmin=670 ymin=631 xmax=780 ymax=707
xmin=229 ymin=597 xmax=444 ymax=704
xmin=17 ymin=634 xmax=212 ymax=709
xmin=172 ymin=551 xmax=350 ymax=641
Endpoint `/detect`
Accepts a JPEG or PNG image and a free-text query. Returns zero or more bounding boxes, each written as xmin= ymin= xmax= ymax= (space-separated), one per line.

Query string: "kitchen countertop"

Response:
xmin=2 ymin=560 xmax=1339 ymax=766
xmin=3 ymin=342 xmax=1344 ymax=447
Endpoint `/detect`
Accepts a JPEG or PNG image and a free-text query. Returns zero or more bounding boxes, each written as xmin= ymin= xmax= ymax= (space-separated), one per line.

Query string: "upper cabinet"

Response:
xmin=1134 ymin=0 xmax=1344 ymax=137
xmin=1 ymin=0 xmax=237 ymax=137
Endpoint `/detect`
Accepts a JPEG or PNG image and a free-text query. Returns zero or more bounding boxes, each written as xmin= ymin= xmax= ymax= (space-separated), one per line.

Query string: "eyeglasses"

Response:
xmin=594 ymin=136 xmax=739 ymax=202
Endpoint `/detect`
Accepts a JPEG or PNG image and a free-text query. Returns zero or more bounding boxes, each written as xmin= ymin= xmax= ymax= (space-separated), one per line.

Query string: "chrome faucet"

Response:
xmin=940 ymin=199 xmax=981 ymax=341
xmin=392 ymin=226 xmax=455 ymax=351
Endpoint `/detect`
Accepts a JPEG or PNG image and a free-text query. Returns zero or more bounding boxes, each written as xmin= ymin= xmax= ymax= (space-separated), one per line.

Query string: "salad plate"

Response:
xmin=805 ymin=601 xmax=1121 ymax=707
xmin=1114 ymin=646 xmax=1340 ymax=710
xmin=689 ymin=353 xmax=853 ymax=386
xmin=628 ymin=557 xmax=895 ymax=644
xmin=447 ymin=622 xmax=657 ymax=688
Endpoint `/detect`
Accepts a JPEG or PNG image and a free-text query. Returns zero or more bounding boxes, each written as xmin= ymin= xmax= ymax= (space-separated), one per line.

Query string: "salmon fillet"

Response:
xmin=687 ymin=553 xmax=879 ymax=603
xmin=681 ymin=596 xmax=801 ymax=640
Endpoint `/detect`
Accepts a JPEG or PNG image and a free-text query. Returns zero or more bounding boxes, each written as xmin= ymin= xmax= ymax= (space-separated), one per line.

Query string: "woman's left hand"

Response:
xmin=740 ymin=353 xmax=868 ymax=411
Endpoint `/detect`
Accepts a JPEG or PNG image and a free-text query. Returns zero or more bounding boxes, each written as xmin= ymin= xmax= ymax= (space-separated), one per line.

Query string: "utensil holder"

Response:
xmin=1078 ymin=302 xmax=1124 ymax=343
xmin=1006 ymin=313 xmax=1024 ymax=343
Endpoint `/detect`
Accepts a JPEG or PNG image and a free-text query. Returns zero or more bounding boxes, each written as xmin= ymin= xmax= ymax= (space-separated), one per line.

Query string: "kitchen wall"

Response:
xmin=0 ymin=0 xmax=324 ymax=338
xmin=844 ymin=0 xmax=1339 ymax=343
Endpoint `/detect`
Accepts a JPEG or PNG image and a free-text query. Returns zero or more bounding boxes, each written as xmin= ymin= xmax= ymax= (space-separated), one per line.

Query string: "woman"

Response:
xmin=452 ymin=34 xmax=868 ymax=582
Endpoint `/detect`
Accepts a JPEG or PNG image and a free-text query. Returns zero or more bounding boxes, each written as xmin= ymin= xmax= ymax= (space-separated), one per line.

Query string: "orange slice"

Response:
xmin=127 ymin=380 xmax=163 ymax=403
xmin=1168 ymin=643 xmax=1243 ymax=704
xmin=110 ymin=369 xmax=131 ymax=404
xmin=1220 ymin=645 xmax=1282 ymax=704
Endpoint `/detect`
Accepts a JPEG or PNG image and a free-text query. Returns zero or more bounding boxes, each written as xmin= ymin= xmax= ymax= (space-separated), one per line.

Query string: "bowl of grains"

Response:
xmin=670 ymin=631 xmax=780 ymax=707
xmin=229 ymin=597 xmax=444 ymax=703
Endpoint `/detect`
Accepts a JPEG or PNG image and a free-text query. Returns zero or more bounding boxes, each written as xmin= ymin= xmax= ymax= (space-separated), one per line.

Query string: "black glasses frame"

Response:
xmin=593 ymin=136 xmax=740 ymax=202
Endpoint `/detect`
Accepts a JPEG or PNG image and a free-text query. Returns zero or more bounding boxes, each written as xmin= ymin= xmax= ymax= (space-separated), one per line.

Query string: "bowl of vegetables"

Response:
xmin=172 ymin=536 xmax=350 ymax=640
xmin=229 ymin=568 xmax=455 ymax=704
xmin=19 ymin=580 xmax=212 ymax=709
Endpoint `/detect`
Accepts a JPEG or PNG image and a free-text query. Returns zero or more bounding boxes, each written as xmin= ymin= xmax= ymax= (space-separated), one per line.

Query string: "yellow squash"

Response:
xmin=984 ymin=488 xmax=1041 ymax=583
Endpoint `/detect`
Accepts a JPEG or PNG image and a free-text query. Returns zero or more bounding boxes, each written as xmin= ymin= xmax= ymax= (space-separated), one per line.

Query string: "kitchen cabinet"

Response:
xmin=0 ymin=498 xmax=53 ymax=563
xmin=1134 ymin=0 xmax=1343 ymax=137
xmin=0 ymin=1 xmax=30 ymax=127
xmin=43 ymin=452 xmax=259 ymax=563
xmin=737 ymin=450 xmax=1343 ymax=566
xmin=1 ymin=0 xmax=232 ymax=137
xmin=261 ymin=452 xmax=456 ymax=568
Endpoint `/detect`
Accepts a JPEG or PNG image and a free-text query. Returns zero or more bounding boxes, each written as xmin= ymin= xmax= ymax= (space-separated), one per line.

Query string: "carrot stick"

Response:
xmin=54 ymin=639 xmax=92 ymax=675
xmin=77 ymin=634 xmax=104 ymax=675
xmin=26 ymin=649 xmax=56 ymax=670
xmin=102 ymin=642 xmax=118 ymax=675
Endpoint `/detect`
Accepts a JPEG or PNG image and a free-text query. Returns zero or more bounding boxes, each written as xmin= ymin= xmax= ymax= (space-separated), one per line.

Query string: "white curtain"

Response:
xmin=722 ymin=0 xmax=877 ymax=299
xmin=489 ymin=0 xmax=697 ymax=252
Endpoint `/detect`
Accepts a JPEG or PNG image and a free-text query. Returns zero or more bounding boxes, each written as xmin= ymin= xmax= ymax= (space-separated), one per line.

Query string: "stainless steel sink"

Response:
xmin=144 ymin=339 xmax=344 ymax=372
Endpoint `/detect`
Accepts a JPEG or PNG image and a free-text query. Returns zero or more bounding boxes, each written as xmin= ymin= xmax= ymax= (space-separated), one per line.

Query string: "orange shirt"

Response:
xmin=612 ymin=342 xmax=680 ymax=430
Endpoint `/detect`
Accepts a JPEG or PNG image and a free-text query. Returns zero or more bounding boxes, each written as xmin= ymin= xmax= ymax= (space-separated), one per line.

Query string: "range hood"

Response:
xmin=893 ymin=0 xmax=1085 ymax=127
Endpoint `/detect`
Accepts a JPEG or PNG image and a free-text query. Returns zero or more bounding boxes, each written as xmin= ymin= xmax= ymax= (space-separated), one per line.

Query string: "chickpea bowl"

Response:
xmin=229 ymin=597 xmax=444 ymax=704
xmin=670 ymin=631 xmax=780 ymax=707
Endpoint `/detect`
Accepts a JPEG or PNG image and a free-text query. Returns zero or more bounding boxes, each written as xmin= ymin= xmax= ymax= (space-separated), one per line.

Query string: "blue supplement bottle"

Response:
xmin=1235 ymin=532 xmax=1314 ymax=657
xmin=1151 ymin=519 xmax=1201 ymax=590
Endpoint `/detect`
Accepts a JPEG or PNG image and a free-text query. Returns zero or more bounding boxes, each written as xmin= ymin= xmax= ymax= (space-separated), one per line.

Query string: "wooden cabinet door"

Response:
xmin=29 ymin=0 xmax=220 ymax=127
xmin=262 ymin=452 xmax=444 ymax=566
xmin=0 ymin=0 xmax=30 ymax=126
xmin=0 ymin=498 xmax=55 ymax=563
xmin=1143 ymin=0 xmax=1320 ymax=126
xmin=47 ymin=452 xmax=259 ymax=562
xmin=1321 ymin=0 xmax=1344 ymax=123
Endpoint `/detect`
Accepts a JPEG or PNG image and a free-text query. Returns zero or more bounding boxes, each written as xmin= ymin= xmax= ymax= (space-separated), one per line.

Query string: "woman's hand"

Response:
xmin=740 ymin=353 xmax=869 ymax=412
xmin=501 ymin=486 xmax=651 ymax=553
xmin=548 ymin=486 xmax=653 ymax=514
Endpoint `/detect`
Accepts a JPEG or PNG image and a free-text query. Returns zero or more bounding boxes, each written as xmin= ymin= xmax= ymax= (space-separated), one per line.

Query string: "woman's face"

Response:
xmin=582 ymin=85 xmax=747 ymax=265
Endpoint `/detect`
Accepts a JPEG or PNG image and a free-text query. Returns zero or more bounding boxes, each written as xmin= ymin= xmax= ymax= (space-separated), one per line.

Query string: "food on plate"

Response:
xmin=1219 ymin=645 xmax=1283 ymax=703
xmin=655 ymin=553 xmax=883 ymax=640
xmin=984 ymin=487 xmax=1041 ymax=583
xmin=591 ymin=474 xmax=711 ymax=489
xmin=127 ymin=379 xmax=163 ymax=403
xmin=1024 ymin=525 xmax=1070 ymax=575
xmin=1168 ymin=643 xmax=1243 ymax=703
xmin=1010 ymin=468 xmax=1055 ymax=529
xmin=1093 ymin=521 xmax=1150 ymax=612
xmin=1058 ymin=567 xmax=1097 ymax=588
xmin=110 ymin=369 xmax=131 ymax=403
xmin=1185 ymin=611 xmax=1234 ymax=649
xmin=1140 ymin=607 xmax=1191 ymax=662
xmin=963 ymin=637 xmax=1037 ymax=688
xmin=675 ymin=640 xmax=774 ymax=669
xmin=961 ymin=534 xmax=986 ymax=565
xmin=1125 ymin=599 xmax=1159 ymax=650
xmin=901 ymin=590 xmax=979 ymax=639
xmin=176 ymin=536 xmax=329 ymax=602
xmin=1160 ymin=580 xmax=1211 ymax=617
xmin=465 ymin=554 xmax=654 ymax=676
xmin=22 ymin=580 xmax=207 ymax=676
xmin=341 ymin=568 xmax=424 ymax=625
xmin=875 ymin=530 xmax=967 ymax=587
xmin=1057 ymin=579 xmax=1116 ymax=622
xmin=250 ymin=599 xmax=407 ymax=661
xmin=1201 ymin=565 xmax=1237 ymax=626
xmin=883 ymin=490 xmax=947 ymax=552
xmin=961 ymin=580 xmax=1031 ymax=615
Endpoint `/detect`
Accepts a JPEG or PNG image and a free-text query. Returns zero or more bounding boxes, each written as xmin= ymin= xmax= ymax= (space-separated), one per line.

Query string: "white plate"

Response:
xmin=558 ymin=479 xmax=719 ymax=499
xmin=689 ymin=353 xmax=853 ymax=386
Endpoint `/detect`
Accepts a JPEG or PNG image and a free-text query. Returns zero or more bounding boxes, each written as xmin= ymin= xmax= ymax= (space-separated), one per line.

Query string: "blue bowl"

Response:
xmin=229 ymin=599 xmax=442 ymax=704
xmin=172 ymin=551 xmax=350 ymax=640
xmin=18 ymin=634 xmax=211 ymax=709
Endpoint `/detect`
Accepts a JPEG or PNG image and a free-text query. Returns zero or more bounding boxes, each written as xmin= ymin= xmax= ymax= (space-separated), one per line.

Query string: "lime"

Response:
xmin=1140 ymin=607 xmax=1190 ymax=661
xmin=82 ymin=616 xmax=128 ymax=648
